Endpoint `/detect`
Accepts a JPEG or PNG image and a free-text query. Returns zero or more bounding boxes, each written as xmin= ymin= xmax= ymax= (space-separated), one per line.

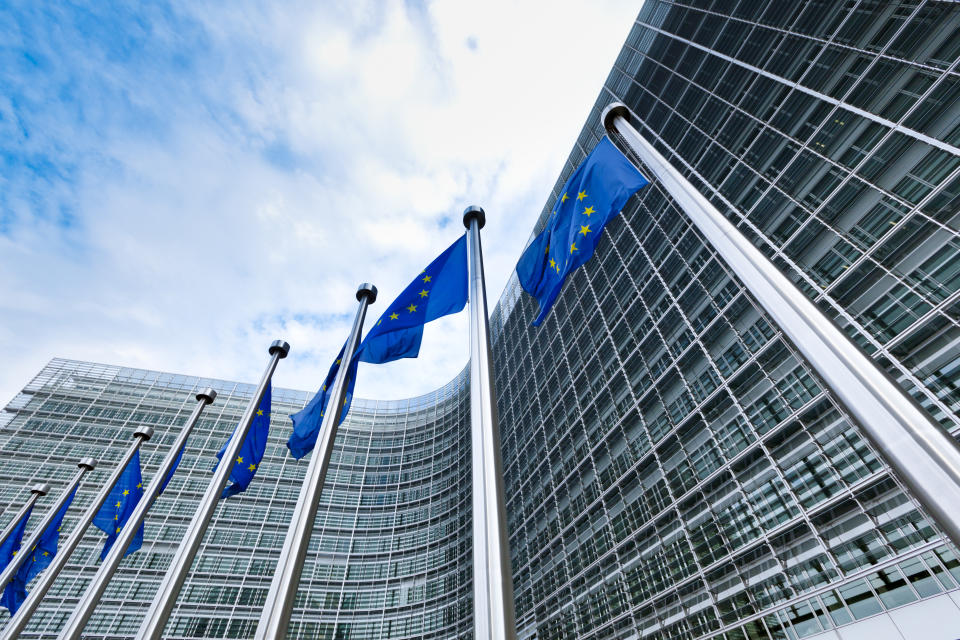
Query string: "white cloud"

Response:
xmin=0 ymin=0 xmax=641 ymax=405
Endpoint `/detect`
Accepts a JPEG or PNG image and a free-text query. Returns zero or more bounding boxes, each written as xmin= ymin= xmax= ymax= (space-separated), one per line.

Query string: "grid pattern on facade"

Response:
xmin=492 ymin=1 xmax=960 ymax=639
xmin=0 ymin=359 xmax=472 ymax=639
xmin=2 ymin=2 xmax=960 ymax=639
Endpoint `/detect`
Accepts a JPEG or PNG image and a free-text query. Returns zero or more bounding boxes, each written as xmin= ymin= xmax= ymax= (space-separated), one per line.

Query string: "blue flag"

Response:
xmin=93 ymin=451 xmax=145 ymax=560
xmin=2 ymin=488 xmax=76 ymax=614
xmin=157 ymin=443 xmax=185 ymax=496
xmin=216 ymin=382 xmax=271 ymax=498
xmin=287 ymin=345 xmax=357 ymax=460
xmin=356 ymin=234 xmax=469 ymax=364
xmin=0 ymin=506 xmax=32 ymax=576
xmin=0 ymin=504 xmax=33 ymax=614
xmin=517 ymin=136 xmax=648 ymax=325
xmin=287 ymin=236 xmax=468 ymax=460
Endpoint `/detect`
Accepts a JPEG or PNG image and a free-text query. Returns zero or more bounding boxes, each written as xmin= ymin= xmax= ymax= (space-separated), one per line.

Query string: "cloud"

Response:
xmin=0 ymin=0 xmax=640 ymax=405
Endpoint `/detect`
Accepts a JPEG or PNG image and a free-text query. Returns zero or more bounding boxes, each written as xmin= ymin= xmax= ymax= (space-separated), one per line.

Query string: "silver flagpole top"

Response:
xmin=133 ymin=426 xmax=155 ymax=441
xmin=269 ymin=340 xmax=291 ymax=358
xmin=30 ymin=483 xmax=50 ymax=496
xmin=463 ymin=205 xmax=486 ymax=229
xmin=356 ymin=283 xmax=378 ymax=303
xmin=196 ymin=387 xmax=217 ymax=404
xmin=601 ymin=101 xmax=630 ymax=130
xmin=77 ymin=458 xmax=97 ymax=471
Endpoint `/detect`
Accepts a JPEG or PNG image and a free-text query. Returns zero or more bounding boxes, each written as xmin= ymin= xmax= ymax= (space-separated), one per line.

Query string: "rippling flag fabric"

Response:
xmin=516 ymin=136 xmax=648 ymax=325
xmin=288 ymin=235 xmax=468 ymax=459
xmin=356 ymin=234 xmax=469 ymax=364
xmin=216 ymin=382 xmax=272 ymax=498
xmin=0 ymin=504 xmax=33 ymax=614
xmin=288 ymin=345 xmax=357 ymax=460
xmin=93 ymin=451 xmax=144 ymax=560
xmin=2 ymin=488 xmax=76 ymax=614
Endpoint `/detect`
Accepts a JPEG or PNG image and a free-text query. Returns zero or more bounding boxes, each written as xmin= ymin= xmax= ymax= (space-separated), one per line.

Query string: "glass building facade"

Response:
xmin=2 ymin=1 xmax=960 ymax=638
xmin=0 ymin=360 xmax=472 ymax=638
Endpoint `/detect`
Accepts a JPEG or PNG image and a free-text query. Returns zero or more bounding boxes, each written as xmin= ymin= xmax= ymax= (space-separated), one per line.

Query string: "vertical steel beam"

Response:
xmin=136 ymin=342 xmax=288 ymax=640
xmin=254 ymin=286 xmax=375 ymax=639
xmin=53 ymin=390 xmax=215 ymax=640
xmin=603 ymin=102 xmax=960 ymax=548
xmin=463 ymin=206 xmax=517 ymax=640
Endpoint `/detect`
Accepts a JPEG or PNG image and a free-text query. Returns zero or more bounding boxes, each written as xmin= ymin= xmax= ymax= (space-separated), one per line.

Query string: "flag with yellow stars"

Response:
xmin=2 ymin=487 xmax=77 ymax=614
xmin=516 ymin=136 xmax=648 ymax=325
xmin=0 ymin=504 xmax=33 ymax=614
xmin=216 ymin=382 xmax=271 ymax=498
xmin=287 ymin=344 xmax=357 ymax=460
xmin=93 ymin=451 xmax=145 ymax=560
xmin=356 ymin=234 xmax=468 ymax=365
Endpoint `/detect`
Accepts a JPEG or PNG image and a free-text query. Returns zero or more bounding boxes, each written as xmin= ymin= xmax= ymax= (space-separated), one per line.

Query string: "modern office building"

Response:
xmin=2 ymin=1 xmax=960 ymax=639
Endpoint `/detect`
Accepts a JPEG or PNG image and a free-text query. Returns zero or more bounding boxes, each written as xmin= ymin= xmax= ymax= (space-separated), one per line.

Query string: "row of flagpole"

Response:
xmin=0 ymin=208 xmax=515 ymax=638
xmin=4 ymin=101 xmax=960 ymax=639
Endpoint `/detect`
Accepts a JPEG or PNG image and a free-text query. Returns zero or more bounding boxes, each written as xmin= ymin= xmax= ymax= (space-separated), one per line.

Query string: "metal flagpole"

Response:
xmin=463 ymin=206 xmax=517 ymax=640
xmin=52 ymin=390 xmax=216 ymax=640
xmin=0 ymin=428 xmax=153 ymax=638
xmin=255 ymin=284 xmax=376 ymax=639
xmin=602 ymin=102 xmax=960 ymax=548
xmin=0 ymin=460 xmax=96 ymax=595
xmin=0 ymin=485 xmax=49 ymax=551
xmin=136 ymin=341 xmax=288 ymax=640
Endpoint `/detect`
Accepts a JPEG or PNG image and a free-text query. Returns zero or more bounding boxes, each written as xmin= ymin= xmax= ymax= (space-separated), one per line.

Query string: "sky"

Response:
xmin=0 ymin=1 xmax=641 ymax=405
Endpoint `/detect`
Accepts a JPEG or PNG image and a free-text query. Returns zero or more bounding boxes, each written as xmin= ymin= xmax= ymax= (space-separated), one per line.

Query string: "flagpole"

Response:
xmin=463 ymin=206 xmax=517 ymax=640
xmin=602 ymin=101 xmax=960 ymax=548
xmin=0 ymin=485 xmax=48 ymax=550
xmin=0 ymin=430 xmax=155 ymax=639
xmin=136 ymin=341 xmax=288 ymax=640
xmin=0 ymin=460 xmax=96 ymax=595
xmin=255 ymin=284 xmax=376 ymax=640
xmin=52 ymin=390 xmax=216 ymax=640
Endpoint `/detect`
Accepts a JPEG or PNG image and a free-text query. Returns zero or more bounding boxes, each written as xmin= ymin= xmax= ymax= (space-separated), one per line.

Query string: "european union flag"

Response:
xmin=287 ymin=346 xmax=357 ymax=460
xmin=93 ymin=451 xmax=144 ymax=560
xmin=0 ymin=505 xmax=32 ymax=614
xmin=0 ymin=506 xmax=32 ymax=575
xmin=157 ymin=443 xmax=185 ymax=496
xmin=2 ymin=488 xmax=76 ymax=614
xmin=216 ymin=382 xmax=271 ymax=498
xmin=356 ymin=234 xmax=468 ymax=364
xmin=517 ymin=136 xmax=648 ymax=325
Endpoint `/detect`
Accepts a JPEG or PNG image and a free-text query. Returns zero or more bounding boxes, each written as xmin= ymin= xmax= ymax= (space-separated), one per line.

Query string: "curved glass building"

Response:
xmin=2 ymin=1 xmax=960 ymax=639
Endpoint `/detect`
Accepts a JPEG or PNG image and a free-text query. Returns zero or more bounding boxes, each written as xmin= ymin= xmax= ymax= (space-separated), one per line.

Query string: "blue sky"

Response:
xmin=0 ymin=1 xmax=640 ymax=403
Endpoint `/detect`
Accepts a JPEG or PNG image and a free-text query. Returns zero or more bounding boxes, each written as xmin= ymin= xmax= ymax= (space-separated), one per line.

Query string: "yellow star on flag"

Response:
xmin=549 ymin=258 xmax=557 ymax=270
xmin=577 ymin=191 xmax=587 ymax=201
xmin=582 ymin=205 xmax=595 ymax=217
xmin=256 ymin=409 xmax=263 ymax=416
xmin=248 ymin=464 xmax=256 ymax=471
xmin=579 ymin=225 xmax=592 ymax=236
xmin=122 ymin=490 xmax=129 ymax=496
xmin=236 ymin=456 xmax=243 ymax=464
xmin=389 ymin=312 xmax=399 ymax=320
xmin=570 ymin=242 xmax=578 ymax=253
xmin=422 ymin=275 xmax=431 ymax=283
xmin=419 ymin=289 xmax=429 ymax=298
xmin=561 ymin=193 xmax=569 ymax=203
xmin=407 ymin=303 xmax=417 ymax=313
